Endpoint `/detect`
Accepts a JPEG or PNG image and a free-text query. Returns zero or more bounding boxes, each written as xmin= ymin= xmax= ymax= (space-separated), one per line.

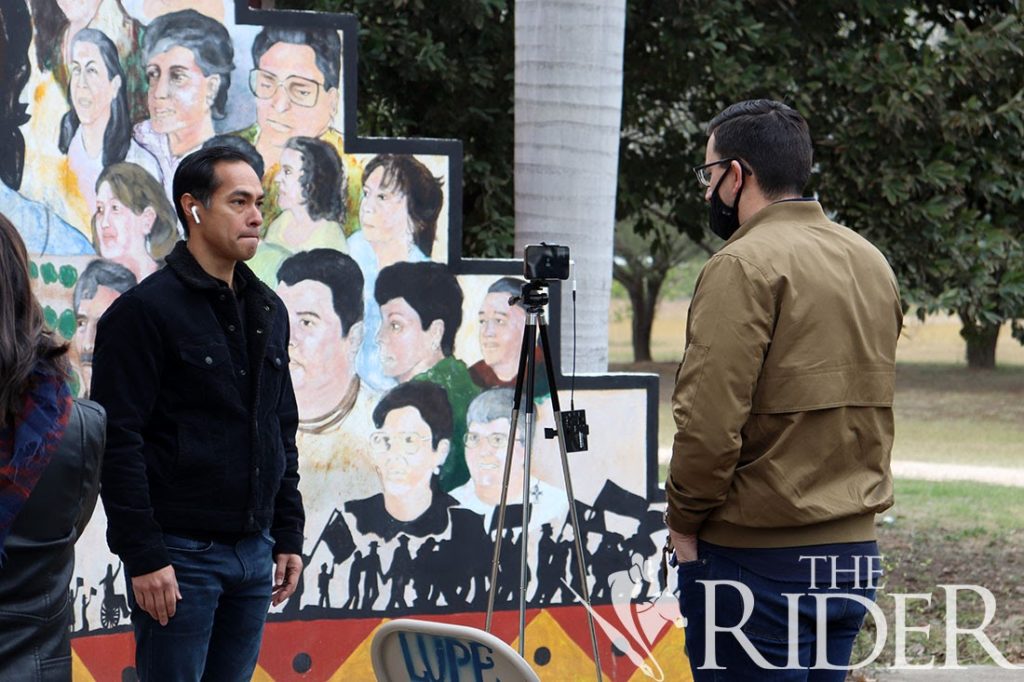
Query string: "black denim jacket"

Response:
xmin=92 ymin=241 xmax=304 ymax=577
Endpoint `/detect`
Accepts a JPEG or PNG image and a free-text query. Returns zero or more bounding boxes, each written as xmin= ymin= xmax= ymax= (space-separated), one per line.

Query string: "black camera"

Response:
xmin=523 ymin=243 xmax=570 ymax=281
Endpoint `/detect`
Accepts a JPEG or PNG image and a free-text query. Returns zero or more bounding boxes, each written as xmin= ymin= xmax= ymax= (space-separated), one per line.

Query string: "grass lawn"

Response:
xmin=609 ymin=297 xmax=1024 ymax=471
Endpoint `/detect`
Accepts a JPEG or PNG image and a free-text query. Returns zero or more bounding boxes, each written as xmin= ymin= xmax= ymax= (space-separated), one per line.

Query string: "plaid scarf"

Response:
xmin=0 ymin=365 xmax=72 ymax=560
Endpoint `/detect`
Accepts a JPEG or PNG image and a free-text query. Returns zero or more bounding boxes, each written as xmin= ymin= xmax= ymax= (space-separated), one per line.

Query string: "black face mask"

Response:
xmin=708 ymin=171 xmax=744 ymax=241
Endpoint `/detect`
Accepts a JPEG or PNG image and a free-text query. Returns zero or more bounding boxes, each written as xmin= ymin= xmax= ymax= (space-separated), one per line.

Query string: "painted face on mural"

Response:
xmin=72 ymin=284 xmax=122 ymax=391
xmin=360 ymin=167 xmax=412 ymax=249
xmin=255 ymin=42 xmax=338 ymax=147
xmin=187 ymin=160 xmax=264 ymax=264
xmin=478 ymin=292 xmax=526 ymax=373
xmin=277 ymin=278 xmax=361 ymax=419
xmin=94 ymin=182 xmax=155 ymax=262
xmin=377 ymin=297 xmax=443 ymax=382
xmin=145 ymin=45 xmax=220 ymax=136
xmin=370 ymin=406 xmax=448 ymax=498
xmin=276 ymin=147 xmax=306 ymax=212
xmin=70 ymin=40 xmax=121 ymax=128
xmin=465 ymin=417 xmax=525 ymax=503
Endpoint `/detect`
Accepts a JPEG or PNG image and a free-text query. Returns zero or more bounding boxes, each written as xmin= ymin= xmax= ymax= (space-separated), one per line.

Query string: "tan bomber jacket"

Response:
xmin=666 ymin=200 xmax=903 ymax=548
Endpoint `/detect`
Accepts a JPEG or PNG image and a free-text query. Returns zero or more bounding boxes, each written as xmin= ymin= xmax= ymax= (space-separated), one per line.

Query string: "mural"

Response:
xmin=1 ymin=1 xmax=680 ymax=679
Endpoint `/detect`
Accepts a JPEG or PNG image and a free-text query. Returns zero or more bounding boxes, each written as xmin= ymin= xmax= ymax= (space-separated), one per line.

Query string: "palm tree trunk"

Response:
xmin=513 ymin=0 xmax=626 ymax=373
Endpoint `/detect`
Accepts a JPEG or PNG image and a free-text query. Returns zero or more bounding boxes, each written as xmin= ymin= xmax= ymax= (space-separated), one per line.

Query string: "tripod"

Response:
xmin=484 ymin=280 xmax=602 ymax=680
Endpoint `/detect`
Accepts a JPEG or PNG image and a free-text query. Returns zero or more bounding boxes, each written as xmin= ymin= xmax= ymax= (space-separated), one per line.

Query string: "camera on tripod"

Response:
xmin=523 ymin=243 xmax=570 ymax=281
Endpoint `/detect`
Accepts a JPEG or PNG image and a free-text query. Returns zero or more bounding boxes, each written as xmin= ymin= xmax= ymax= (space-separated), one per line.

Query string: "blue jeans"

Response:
xmin=677 ymin=546 xmax=876 ymax=681
xmin=129 ymin=532 xmax=274 ymax=682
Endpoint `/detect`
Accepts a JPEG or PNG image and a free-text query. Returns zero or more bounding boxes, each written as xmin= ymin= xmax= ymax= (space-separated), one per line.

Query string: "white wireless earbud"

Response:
xmin=191 ymin=206 xmax=201 ymax=224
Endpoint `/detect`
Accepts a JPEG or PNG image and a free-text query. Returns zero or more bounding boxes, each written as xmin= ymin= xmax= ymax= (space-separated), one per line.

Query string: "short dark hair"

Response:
xmin=362 ymin=155 xmax=444 ymax=256
xmin=707 ymin=99 xmax=812 ymax=199
xmin=73 ymin=258 xmax=137 ymax=312
xmin=276 ymin=248 xmax=363 ymax=336
xmin=203 ymin=134 xmax=265 ymax=179
xmin=372 ymin=381 xmax=453 ymax=449
xmin=144 ymin=10 xmax=234 ymax=120
xmin=374 ymin=262 xmax=462 ymax=356
xmin=486 ymin=276 xmax=527 ymax=310
xmin=59 ymin=29 xmax=130 ymax=166
xmin=97 ymin=162 xmax=178 ymax=263
xmin=172 ymin=146 xmax=257 ymax=237
xmin=285 ymin=137 xmax=346 ymax=223
xmin=251 ymin=27 xmax=341 ymax=91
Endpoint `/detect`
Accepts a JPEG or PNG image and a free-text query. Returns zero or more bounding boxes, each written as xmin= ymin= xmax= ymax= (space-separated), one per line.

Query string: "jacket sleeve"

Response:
xmin=665 ymin=254 xmax=775 ymax=535
xmin=270 ymin=314 xmax=304 ymax=556
xmin=91 ymin=294 xmax=171 ymax=577
xmin=73 ymin=399 xmax=106 ymax=540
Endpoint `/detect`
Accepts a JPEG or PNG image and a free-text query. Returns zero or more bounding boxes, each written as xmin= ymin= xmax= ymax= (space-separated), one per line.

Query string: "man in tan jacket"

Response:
xmin=667 ymin=99 xmax=902 ymax=679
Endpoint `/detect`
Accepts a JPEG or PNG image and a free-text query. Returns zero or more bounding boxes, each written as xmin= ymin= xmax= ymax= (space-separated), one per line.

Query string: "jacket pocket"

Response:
xmin=751 ymin=366 xmax=895 ymax=413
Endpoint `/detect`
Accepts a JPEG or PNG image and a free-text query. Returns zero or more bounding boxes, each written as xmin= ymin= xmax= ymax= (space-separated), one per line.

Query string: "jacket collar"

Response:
xmin=726 ymin=199 xmax=829 ymax=245
xmin=165 ymin=241 xmax=276 ymax=311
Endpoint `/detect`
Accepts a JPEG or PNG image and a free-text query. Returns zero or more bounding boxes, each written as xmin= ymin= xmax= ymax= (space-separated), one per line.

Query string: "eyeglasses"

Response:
xmin=692 ymin=158 xmax=752 ymax=187
xmin=465 ymin=432 xmax=510 ymax=449
xmin=369 ymin=431 xmax=432 ymax=455
xmin=249 ymin=69 xmax=323 ymax=108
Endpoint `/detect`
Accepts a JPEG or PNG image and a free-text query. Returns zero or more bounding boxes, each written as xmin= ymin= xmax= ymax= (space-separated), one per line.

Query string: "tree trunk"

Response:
xmin=960 ymin=314 xmax=1000 ymax=369
xmin=514 ymin=0 xmax=626 ymax=373
xmin=627 ymin=273 xmax=665 ymax=363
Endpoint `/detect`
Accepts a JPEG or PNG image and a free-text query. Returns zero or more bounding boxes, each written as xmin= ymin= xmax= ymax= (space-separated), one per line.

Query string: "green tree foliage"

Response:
xmin=620 ymin=0 xmax=1024 ymax=368
xmin=273 ymin=0 xmax=514 ymax=257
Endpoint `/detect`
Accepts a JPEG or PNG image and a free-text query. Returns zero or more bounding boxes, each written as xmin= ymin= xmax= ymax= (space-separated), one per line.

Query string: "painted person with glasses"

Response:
xmin=344 ymin=381 xmax=457 ymax=541
xmin=450 ymin=388 xmax=568 ymax=535
xmin=667 ymin=100 xmax=902 ymax=680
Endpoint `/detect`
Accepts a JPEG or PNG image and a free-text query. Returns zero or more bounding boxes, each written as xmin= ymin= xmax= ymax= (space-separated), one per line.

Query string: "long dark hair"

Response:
xmin=286 ymin=136 xmax=346 ymax=224
xmin=0 ymin=214 xmax=68 ymax=426
xmin=58 ymin=29 xmax=131 ymax=166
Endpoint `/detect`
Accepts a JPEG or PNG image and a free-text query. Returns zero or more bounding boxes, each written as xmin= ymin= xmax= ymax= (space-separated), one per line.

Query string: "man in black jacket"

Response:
xmin=92 ymin=146 xmax=304 ymax=681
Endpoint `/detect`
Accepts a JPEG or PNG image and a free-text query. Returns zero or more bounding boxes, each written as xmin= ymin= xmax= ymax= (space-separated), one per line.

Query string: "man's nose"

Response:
xmin=704 ymin=183 xmax=713 ymax=202
xmin=151 ymin=74 xmax=170 ymax=99
xmin=272 ymin=84 xmax=291 ymax=112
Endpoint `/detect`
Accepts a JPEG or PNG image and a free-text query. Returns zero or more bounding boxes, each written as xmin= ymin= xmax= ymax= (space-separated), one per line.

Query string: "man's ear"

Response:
xmin=326 ymin=87 xmax=340 ymax=117
xmin=346 ymin=321 xmax=364 ymax=354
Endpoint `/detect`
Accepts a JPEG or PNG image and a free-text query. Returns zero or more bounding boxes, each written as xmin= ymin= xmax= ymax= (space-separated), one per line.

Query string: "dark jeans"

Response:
xmin=129 ymin=532 xmax=274 ymax=682
xmin=677 ymin=546 xmax=876 ymax=681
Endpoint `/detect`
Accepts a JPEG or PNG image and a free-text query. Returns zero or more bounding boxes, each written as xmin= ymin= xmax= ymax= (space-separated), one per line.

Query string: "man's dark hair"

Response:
xmin=707 ymin=99 xmax=813 ymax=199
xmin=374 ymin=261 xmax=462 ymax=356
xmin=372 ymin=381 xmax=453 ymax=449
xmin=172 ymin=146 xmax=257 ymax=237
xmin=285 ymin=137 xmax=346 ymax=223
xmin=144 ymin=10 xmax=234 ymax=120
xmin=203 ymin=134 xmax=265 ymax=179
xmin=277 ymin=249 xmax=363 ymax=336
xmin=58 ymin=29 xmax=131 ymax=167
xmin=73 ymin=258 xmax=137 ymax=312
xmin=362 ymin=155 xmax=444 ymax=256
xmin=252 ymin=27 xmax=341 ymax=91
xmin=487 ymin=276 xmax=527 ymax=310
xmin=0 ymin=0 xmax=32 ymax=190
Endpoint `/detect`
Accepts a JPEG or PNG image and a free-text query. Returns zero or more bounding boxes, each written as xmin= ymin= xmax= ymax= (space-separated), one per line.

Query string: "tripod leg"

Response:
xmin=485 ymin=315 xmax=535 ymax=633
xmin=537 ymin=314 xmax=604 ymax=681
